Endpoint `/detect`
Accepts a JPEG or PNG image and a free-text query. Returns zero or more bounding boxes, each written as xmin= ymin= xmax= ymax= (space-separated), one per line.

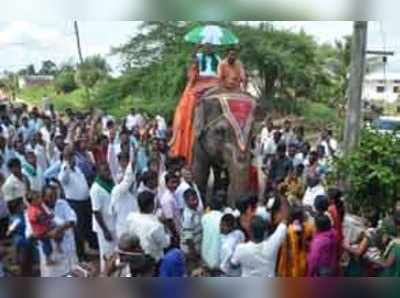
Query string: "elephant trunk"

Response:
xmin=226 ymin=146 xmax=251 ymax=207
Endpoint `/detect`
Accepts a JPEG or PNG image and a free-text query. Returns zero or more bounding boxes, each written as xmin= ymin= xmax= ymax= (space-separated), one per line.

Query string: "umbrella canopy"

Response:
xmin=184 ymin=25 xmax=239 ymax=45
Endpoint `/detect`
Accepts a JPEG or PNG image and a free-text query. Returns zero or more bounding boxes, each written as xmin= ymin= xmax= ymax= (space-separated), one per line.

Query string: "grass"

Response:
xmin=301 ymin=101 xmax=341 ymax=129
xmin=18 ymin=85 xmax=88 ymax=111
xmin=18 ymin=84 xmax=179 ymax=121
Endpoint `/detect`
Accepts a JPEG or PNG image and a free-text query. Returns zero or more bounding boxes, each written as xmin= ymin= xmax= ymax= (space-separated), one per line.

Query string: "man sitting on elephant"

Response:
xmin=218 ymin=48 xmax=247 ymax=92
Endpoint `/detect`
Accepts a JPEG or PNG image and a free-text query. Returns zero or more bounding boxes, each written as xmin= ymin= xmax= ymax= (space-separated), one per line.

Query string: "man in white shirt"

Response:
xmin=319 ymin=129 xmax=339 ymax=159
xmin=58 ymin=147 xmax=92 ymax=261
xmin=90 ymin=162 xmax=117 ymax=272
xmin=39 ymin=117 xmax=52 ymax=145
xmin=126 ymin=191 xmax=170 ymax=262
xmin=175 ymin=167 xmax=204 ymax=213
xmin=159 ymin=173 xmax=181 ymax=246
xmin=231 ymin=214 xmax=288 ymax=277
xmin=260 ymin=119 xmax=274 ymax=148
xmin=2 ymin=158 xmax=29 ymax=203
xmin=126 ymin=109 xmax=145 ymax=131
xmin=110 ymin=161 xmax=138 ymax=239
xmin=201 ymin=196 xmax=224 ymax=274
xmin=39 ymin=185 xmax=78 ymax=277
xmin=263 ymin=130 xmax=282 ymax=157
xmin=303 ymin=175 xmax=326 ymax=211
xmin=22 ymin=151 xmax=44 ymax=193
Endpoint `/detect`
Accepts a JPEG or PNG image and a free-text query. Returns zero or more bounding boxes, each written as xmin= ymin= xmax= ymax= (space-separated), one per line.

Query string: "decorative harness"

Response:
xmin=198 ymin=92 xmax=256 ymax=160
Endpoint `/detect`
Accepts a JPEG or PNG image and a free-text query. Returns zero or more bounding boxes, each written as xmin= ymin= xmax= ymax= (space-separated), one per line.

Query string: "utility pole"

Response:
xmin=343 ymin=21 xmax=368 ymax=155
xmin=74 ymin=21 xmax=84 ymax=65
xmin=73 ymin=21 xmax=90 ymax=101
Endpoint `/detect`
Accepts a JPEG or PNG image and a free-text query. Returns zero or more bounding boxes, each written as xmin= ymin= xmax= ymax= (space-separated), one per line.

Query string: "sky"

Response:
xmin=1 ymin=21 xmax=400 ymax=75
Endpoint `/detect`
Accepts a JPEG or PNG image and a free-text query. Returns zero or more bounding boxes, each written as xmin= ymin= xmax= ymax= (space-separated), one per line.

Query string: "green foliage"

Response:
xmin=54 ymin=70 xmax=78 ymax=94
xmin=335 ymin=130 xmax=400 ymax=215
xmin=18 ymin=64 xmax=36 ymax=76
xmin=38 ymin=60 xmax=58 ymax=75
xmin=75 ymin=55 xmax=110 ymax=89
xmin=112 ymin=21 xmax=335 ymax=106
xmin=18 ymin=84 xmax=87 ymax=110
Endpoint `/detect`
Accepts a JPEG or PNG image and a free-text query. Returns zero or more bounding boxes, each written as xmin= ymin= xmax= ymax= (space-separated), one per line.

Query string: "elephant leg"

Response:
xmin=192 ymin=141 xmax=210 ymax=207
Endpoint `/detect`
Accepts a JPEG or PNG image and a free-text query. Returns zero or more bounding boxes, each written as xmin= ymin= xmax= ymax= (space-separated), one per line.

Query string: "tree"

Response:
xmin=75 ymin=55 xmax=110 ymax=90
xmin=54 ymin=70 xmax=78 ymax=94
xmin=0 ymin=72 xmax=19 ymax=100
xmin=334 ymin=129 xmax=400 ymax=216
xmin=38 ymin=60 xmax=58 ymax=75
xmin=18 ymin=64 xmax=36 ymax=76
xmin=112 ymin=21 xmax=328 ymax=105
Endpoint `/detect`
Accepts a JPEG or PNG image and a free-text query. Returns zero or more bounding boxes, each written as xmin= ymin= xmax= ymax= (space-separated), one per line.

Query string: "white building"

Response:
xmin=363 ymin=72 xmax=400 ymax=104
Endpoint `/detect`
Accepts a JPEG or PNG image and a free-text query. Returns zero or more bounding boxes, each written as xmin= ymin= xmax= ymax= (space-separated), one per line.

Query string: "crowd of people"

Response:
xmin=1 ymin=45 xmax=400 ymax=278
xmin=0 ymin=99 xmax=399 ymax=278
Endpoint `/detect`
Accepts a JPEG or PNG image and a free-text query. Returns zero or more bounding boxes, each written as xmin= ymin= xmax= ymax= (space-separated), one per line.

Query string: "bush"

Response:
xmin=335 ymin=129 xmax=400 ymax=215
xmin=54 ymin=71 xmax=78 ymax=94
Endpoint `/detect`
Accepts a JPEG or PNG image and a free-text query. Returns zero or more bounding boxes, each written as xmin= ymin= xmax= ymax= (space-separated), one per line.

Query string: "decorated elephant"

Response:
xmin=192 ymin=86 xmax=257 ymax=207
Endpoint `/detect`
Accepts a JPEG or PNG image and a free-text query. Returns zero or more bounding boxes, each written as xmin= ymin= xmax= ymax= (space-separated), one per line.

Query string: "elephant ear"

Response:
xmin=193 ymin=97 xmax=207 ymax=140
xmin=193 ymin=94 xmax=221 ymax=140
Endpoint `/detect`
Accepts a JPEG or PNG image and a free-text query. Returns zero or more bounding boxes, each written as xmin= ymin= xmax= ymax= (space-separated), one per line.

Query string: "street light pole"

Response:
xmin=343 ymin=21 xmax=368 ymax=155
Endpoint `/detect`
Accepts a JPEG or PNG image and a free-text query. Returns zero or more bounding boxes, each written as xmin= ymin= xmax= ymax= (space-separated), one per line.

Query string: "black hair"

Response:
xmin=289 ymin=204 xmax=305 ymax=224
xmin=327 ymin=188 xmax=345 ymax=221
xmin=165 ymin=172 xmax=179 ymax=184
xmin=315 ymin=214 xmax=332 ymax=232
xmin=165 ymin=157 xmax=181 ymax=171
xmin=314 ymin=195 xmax=329 ymax=214
xmin=250 ymin=216 xmax=266 ymax=243
xmin=236 ymin=196 xmax=257 ymax=214
xmin=106 ymin=120 xmax=114 ymax=128
xmin=183 ymin=188 xmax=197 ymax=202
xmin=221 ymin=213 xmax=236 ymax=229
xmin=141 ymin=170 xmax=158 ymax=186
xmin=137 ymin=191 xmax=155 ymax=213
xmin=7 ymin=158 xmax=21 ymax=170
xmin=209 ymin=196 xmax=224 ymax=211
xmin=277 ymin=143 xmax=287 ymax=154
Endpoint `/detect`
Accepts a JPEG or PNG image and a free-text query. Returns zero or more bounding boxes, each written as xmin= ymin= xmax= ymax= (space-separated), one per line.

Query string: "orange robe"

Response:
xmin=170 ymin=64 xmax=219 ymax=164
xmin=277 ymin=222 xmax=314 ymax=277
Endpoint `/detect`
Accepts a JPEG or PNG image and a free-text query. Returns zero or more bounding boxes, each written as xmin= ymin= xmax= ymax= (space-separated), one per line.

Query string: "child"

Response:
xmin=26 ymin=191 xmax=62 ymax=265
xmin=181 ymin=189 xmax=203 ymax=257
xmin=219 ymin=213 xmax=245 ymax=276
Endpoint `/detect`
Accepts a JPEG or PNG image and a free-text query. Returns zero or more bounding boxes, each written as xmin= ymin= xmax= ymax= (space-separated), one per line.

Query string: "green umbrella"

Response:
xmin=184 ymin=25 xmax=239 ymax=45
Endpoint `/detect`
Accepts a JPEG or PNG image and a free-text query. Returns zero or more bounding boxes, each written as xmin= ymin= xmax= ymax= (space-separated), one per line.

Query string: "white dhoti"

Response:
xmin=96 ymin=230 xmax=118 ymax=273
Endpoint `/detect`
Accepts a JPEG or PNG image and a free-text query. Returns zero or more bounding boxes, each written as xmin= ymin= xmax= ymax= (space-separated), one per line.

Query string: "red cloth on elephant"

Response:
xmin=170 ymin=64 xmax=218 ymax=164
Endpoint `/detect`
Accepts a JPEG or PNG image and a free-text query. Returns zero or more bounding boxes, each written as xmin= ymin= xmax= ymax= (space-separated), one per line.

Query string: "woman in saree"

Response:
xmin=277 ymin=204 xmax=314 ymax=277
xmin=169 ymin=44 xmax=221 ymax=164
xmin=371 ymin=211 xmax=400 ymax=277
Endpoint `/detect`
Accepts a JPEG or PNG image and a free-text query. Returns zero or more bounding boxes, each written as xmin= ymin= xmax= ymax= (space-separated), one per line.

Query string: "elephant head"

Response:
xmin=192 ymin=89 xmax=256 ymax=207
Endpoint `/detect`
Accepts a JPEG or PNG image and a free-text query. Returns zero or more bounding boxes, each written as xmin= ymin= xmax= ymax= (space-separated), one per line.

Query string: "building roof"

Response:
xmin=365 ymin=72 xmax=400 ymax=81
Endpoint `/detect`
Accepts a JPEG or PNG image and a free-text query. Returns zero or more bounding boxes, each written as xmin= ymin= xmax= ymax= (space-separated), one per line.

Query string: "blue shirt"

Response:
xmin=159 ymin=248 xmax=186 ymax=277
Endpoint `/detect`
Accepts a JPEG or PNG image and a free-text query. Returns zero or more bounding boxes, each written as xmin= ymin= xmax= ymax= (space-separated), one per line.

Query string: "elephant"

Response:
xmin=192 ymin=86 xmax=257 ymax=207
